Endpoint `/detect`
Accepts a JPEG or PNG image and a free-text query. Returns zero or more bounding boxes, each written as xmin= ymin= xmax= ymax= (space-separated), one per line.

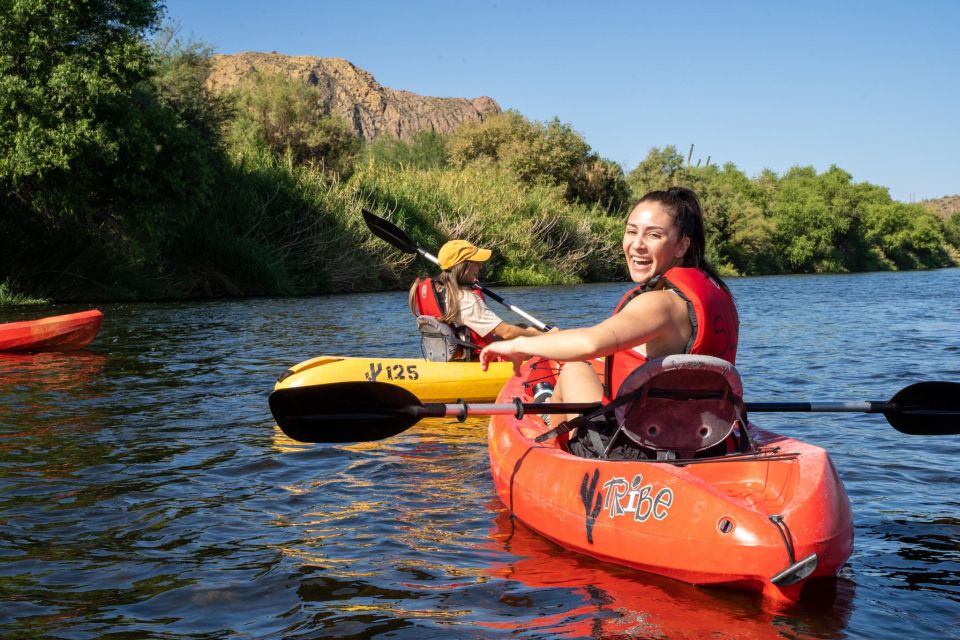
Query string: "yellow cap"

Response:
xmin=437 ymin=240 xmax=492 ymax=270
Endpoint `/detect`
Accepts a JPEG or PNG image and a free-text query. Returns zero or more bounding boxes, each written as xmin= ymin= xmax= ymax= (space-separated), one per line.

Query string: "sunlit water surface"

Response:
xmin=1 ymin=269 xmax=958 ymax=638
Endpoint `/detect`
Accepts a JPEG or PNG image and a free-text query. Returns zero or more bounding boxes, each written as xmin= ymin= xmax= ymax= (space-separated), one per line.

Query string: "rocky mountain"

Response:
xmin=206 ymin=52 xmax=501 ymax=141
xmin=920 ymin=194 xmax=960 ymax=218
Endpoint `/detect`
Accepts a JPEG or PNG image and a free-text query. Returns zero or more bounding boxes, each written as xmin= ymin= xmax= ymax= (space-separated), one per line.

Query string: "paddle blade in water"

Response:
xmin=269 ymin=382 xmax=427 ymax=443
xmin=362 ymin=209 xmax=418 ymax=254
xmin=886 ymin=381 xmax=960 ymax=435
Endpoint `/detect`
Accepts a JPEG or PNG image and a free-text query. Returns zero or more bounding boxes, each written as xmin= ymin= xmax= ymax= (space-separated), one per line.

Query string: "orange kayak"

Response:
xmin=488 ymin=359 xmax=854 ymax=603
xmin=0 ymin=310 xmax=103 ymax=353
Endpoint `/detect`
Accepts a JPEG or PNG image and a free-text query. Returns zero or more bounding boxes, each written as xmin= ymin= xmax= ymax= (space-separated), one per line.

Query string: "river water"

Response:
xmin=1 ymin=269 xmax=958 ymax=639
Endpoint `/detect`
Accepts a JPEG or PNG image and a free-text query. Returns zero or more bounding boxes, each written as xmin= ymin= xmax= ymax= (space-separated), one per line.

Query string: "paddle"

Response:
xmin=362 ymin=209 xmax=554 ymax=331
xmin=269 ymin=380 xmax=960 ymax=443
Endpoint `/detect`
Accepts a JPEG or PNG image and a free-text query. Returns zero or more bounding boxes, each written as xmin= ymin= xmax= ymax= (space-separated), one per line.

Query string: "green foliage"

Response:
xmin=626 ymin=146 xmax=690 ymax=197
xmin=0 ymin=0 xmax=172 ymax=297
xmin=1 ymin=2 xmax=321 ymax=300
xmin=943 ymin=213 xmax=960 ymax=251
xmin=150 ymin=24 xmax=234 ymax=140
xmin=447 ymin=111 xmax=629 ymax=213
xmin=768 ymin=169 xmax=850 ymax=272
xmin=680 ymin=162 xmax=954 ymax=275
xmin=686 ymin=163 xmax=778 ymax=275
xmin=768 ymin=166 xmax=882 ymax=272
xmin=622 ymin=154 xmax=957 ymax=277
xmin=570 ymin=156 xmax=632 ymax=216
xmin=361 ymin=131 xmax=448 ymax=170
xmin=861 ymin=202 xmax=951 ymax=269
xmin=355 ymin=162 xmax=621 ymax=287
xmin=226 ymin=71 xmax=360 ymax=178
xmin=0 ymin=280 xmax=49 ymax=306
xmin=0 ymin=0 xmax=160 ymax=185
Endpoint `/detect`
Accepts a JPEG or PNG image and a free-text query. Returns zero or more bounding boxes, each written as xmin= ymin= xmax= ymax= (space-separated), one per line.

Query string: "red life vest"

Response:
xmin=603 ymin=267 xmax=739 ymax=399
xmin=412 ymin=277 xmax=493 ymax=349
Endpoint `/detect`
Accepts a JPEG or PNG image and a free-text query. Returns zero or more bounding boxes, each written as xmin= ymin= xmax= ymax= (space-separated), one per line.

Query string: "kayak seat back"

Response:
xmin=614 ymin=355 xmax=746 ymax=459
xmin=416 ymin=315 xmax=481 ymax=362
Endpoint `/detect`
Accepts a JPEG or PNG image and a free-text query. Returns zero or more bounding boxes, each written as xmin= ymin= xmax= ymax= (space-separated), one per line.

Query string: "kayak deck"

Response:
xmin=274 ymin=355 xmax=521 ymax=403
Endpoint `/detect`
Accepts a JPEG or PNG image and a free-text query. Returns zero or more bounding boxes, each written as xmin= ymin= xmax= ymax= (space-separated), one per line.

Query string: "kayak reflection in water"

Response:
xmin=409 ymin=239 xmax=551 ymax=362
xmin=480 ymin=187 xmax=739 ymax=425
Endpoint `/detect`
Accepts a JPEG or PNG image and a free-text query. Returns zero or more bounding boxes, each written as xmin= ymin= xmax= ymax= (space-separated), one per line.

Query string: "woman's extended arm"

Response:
xmin=480 ymin=290 xmax=688 ymax=373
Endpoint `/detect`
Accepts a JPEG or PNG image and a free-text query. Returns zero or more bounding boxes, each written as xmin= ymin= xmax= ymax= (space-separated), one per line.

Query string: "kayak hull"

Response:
xmin=488 ymin=361 xmax=854 ymax=602
xmin=0 ymin=310 xmax=103 ymax=353
xmin=274 ymin=355 xmax=519 ymax=403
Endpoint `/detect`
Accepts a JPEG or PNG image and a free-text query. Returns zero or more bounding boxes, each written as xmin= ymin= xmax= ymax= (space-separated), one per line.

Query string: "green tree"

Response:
xmin=0 ymin=0 xmax=173 ymax=295
xmin=0 ymin=2 xmax=284 ymax=299
xmin=227 ymin=71 xmax=360 ymax=178
xmin=150 ymin=24 xmax=234 ymax=142
xmin=447 ymin=111 xmax=628 ymax=212
xmin=943 ymin=212 xmax=960 ymax=251
xmin=862 ymin=202 xmax=951 ymax=269
xmin=447 ymin=110 xmax=522 ymax=165
xmin=687 ymin=163 xmax=778 ymax=275
xmin=504 ymin=116 xmax=591 ymax=187
xmin=767 ymin=165 xmax=887 ymax=273
xmin=362 ymin=131 xmax=449 ymax=170
xmin=0 ymin=0 xmax=163 ymax=210
xmin=570 ymin=155 xmax=631 ymax=214
xmin=625 ymin=146 xmax=689 ymax=198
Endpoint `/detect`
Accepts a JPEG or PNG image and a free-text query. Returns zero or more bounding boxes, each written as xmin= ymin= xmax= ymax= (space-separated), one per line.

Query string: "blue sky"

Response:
xmin=161 ymin=0 xmax=959 ymax=202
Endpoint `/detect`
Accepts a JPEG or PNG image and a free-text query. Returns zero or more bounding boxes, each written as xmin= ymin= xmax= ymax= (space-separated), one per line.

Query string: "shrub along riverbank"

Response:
xmin=1 ymin=1 xmax=958 ymax=304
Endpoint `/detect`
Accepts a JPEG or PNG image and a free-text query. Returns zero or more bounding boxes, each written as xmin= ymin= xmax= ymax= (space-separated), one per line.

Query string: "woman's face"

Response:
xmin=622 ymin=201 xmax=690 ymax=284
xmin=464 ymin=260 xmax=483 ymax=283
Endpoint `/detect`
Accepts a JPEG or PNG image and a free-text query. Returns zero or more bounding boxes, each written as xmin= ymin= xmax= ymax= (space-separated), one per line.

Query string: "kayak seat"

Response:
xmin=416 ymin=315 xmax=481 ymax=362
xmin=611 ymin=355 xmax=748 ymax=460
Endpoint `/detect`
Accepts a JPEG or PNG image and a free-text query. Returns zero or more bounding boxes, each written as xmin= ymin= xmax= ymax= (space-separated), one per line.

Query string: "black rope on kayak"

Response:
xmin=521 ymin=358 xmax=561 ymax=391
xmin=531 ymin=357 xmax=560 ymax=372
xmin=769 ymin=515 xmax=798 ymax=564
xmin=509 ymin=446 xmax=536 ymax=513
xmin=522 ymin=372 xmax=559 ymax=389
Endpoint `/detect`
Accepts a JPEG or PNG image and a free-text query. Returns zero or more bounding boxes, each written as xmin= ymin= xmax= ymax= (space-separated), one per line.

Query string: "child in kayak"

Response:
xmin=409 ymin=239 xmax=546 ymax=360
xmin=479 ymin=187 xmax=738 ymax=417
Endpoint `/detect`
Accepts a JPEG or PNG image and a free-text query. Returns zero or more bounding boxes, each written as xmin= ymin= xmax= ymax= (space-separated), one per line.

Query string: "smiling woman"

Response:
xmin=479 ymin=187 xmax=739 ymax=423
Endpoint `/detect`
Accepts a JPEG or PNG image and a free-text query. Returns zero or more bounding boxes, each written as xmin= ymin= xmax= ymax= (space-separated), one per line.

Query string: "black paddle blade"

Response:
xmin=362 ymin=209 xmax=418 ymax=254
xmin=886 ymin=381 xmax=960 ymax=435
xmin=269 ymin=382 xmax=427 ymax=443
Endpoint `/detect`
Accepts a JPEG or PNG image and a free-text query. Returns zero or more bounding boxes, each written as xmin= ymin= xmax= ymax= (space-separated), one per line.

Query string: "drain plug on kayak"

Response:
xmin=717 ymin=517 xmax=735 ymax=534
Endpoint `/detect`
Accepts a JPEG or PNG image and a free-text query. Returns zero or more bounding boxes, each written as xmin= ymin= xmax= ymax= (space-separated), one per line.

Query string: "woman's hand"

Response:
xmin=480 ymin=339 xmax=527 ymax=375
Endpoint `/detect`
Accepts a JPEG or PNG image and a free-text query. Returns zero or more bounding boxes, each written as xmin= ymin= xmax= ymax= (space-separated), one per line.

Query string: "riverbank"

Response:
xmin=4 ymin=148 xmax=958 ymax=306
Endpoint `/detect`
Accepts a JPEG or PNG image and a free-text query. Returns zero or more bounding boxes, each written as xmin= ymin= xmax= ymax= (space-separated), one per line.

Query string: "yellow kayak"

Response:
xmin=274 ymin=355 xmax=519 ymax=403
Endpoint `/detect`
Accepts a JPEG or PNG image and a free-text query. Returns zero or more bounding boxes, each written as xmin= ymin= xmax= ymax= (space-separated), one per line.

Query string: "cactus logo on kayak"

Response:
xmin=579 ymin=469 xmax=604 ymax=543
xmin=579 ymin=470 xmax=673 ymax=543
xmin=601 ymin=473 xmax=674 ymax=523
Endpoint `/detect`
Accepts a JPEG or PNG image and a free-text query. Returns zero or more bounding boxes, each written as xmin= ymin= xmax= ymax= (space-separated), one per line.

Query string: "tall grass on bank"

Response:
xmin=354 ymin=162 xmax=626 ymax=288
xmin=0 ymin=281 xmax=49 ymax=306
